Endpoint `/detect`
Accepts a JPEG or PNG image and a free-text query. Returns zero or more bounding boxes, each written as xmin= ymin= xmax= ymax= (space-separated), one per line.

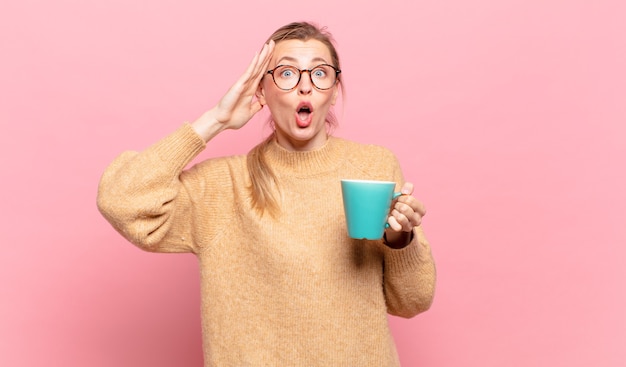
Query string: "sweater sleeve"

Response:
xmin=381 ymin=148 xmax=437 ymax=318
xmin=382 ymin=227 xmax=436 ymax=318
xmin=96 ymin=124 xmax=206 ymax=253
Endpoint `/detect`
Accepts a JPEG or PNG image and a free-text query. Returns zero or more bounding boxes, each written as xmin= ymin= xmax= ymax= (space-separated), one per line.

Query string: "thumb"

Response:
xmin=250 ymin=100 xmax=264 ymax=115
xmin=401 ymin=182 xmax=414 ymax=195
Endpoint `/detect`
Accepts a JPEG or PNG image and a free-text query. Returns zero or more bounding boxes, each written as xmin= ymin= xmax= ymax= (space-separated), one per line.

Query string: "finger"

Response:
xmin=239 ymin=42 xmax=271 ymax=88
xmin=393 ymin=202 xmax=423 ymax=228
xmin=249 ymin=100 xmax=264 ymax=115
xmin=260 ymin=40 xmax=275 ymax=66
xmin=232 ymin=40 xmax=275 ymax=92
xmin=251 ymin=42 xmax=271 ymax=76
xmin=412 ymin=199 xmax=427 ymax=218
xmin=242 ymin=50 xmax=261 ymax=82
xmin=401 ymin=182 xmax=414 ymax=195
xmin=390 ymin=209 xmax=414 ymax=232
xmin=394 ymin=208 xmax=410 ymax=228
xmin=397 ymin=196 xmax=427 ymax=218
xmin=224 ymin=52 xmax=262 ymax=101
xmin=251 ymin=42 xmax=274 ymax=86
xmin=248 ymin=43 xmax=274 ymax=109
xmin=386 ymin=215 xmax=403 ymax=232
xmin=395 ymin=207 xmax=420 ymax=230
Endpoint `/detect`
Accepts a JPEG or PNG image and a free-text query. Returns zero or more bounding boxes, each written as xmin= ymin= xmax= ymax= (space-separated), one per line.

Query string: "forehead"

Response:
xmin=272 ymin=39 xmax=332 ymax=66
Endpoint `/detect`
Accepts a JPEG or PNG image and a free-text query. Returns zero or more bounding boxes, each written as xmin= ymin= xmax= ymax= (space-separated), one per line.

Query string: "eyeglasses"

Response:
xmin=266 ymin=64 xmax=341 ymax=91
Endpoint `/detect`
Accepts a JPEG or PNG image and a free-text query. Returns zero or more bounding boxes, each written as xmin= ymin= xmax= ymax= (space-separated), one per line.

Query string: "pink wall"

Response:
xmin=2 ymin=1 xmax=624 ymax=366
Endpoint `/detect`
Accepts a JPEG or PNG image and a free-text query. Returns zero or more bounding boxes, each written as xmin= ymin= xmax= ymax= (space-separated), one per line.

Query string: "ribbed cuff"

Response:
xmin=382 ymin=228 xmax=431 ymax=275
xmin=153 ymin=123 xmax=206 ymax=172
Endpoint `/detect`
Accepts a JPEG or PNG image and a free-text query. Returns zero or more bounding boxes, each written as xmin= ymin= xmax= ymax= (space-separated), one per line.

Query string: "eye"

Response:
xmin=311 ymin=67 xmax=328 ymax=79
xmin=276 ymin=66 xmax=298 ymax=79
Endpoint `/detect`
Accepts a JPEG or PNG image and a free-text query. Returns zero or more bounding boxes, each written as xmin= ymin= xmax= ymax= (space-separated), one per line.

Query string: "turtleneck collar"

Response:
xmin=264 ymin=135 xmax=346 ymax=176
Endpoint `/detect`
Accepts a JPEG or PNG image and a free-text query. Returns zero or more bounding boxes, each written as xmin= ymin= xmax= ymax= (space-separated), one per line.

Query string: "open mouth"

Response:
xmin=297 ymin=105 xmax=311 ymax=121
xmin=295 ymin=102 xmax=313 ymax=127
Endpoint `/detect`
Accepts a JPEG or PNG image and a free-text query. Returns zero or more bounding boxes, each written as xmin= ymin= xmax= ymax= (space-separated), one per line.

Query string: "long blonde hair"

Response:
xmin=247 ymin=21 xmax=342 ymax=216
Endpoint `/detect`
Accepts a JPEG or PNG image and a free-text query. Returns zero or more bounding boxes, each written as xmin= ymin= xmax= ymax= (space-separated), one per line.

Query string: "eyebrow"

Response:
xmin=275 ymin=56 xmax=329 ymax=66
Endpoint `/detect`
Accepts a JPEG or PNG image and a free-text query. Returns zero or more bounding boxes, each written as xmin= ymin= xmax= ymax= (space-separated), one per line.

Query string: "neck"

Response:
xmin=274 ymin=131 xmax=329 ymax=152
xmin=265 ymin=136 xmax=344 ymax=176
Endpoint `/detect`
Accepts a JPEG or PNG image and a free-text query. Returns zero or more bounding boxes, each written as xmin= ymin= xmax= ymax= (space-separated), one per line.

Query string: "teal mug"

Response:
xmin=340 ymin=179 xmax=402 ymax=240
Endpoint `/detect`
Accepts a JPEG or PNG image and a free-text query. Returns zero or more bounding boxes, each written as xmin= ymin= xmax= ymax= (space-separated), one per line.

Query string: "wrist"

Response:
xmin=191 ymin=108 xmax=228 ymax=142
xmin=383 ymin=230 xmax=414 ymax=249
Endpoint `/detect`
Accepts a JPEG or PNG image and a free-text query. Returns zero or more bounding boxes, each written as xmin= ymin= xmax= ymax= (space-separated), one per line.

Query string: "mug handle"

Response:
xmin=384 ymin=192 xmax=403 ymax=228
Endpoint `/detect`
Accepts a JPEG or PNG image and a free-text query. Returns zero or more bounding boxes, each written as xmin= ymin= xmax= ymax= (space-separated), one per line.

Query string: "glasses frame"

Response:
xmin=266 ymin=64 xmax=341 ymax=91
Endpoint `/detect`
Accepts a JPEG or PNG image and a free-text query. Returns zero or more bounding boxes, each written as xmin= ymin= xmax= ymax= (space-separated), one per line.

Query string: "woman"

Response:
xmin=97 ymin=21 xmax=436 ymax=366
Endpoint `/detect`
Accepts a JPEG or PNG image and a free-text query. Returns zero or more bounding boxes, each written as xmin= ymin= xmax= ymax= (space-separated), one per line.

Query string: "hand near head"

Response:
xmin=192 ymin=41 xmax=275 ymax=141
xmin=384 ymin=182 xmax=427 ymax=248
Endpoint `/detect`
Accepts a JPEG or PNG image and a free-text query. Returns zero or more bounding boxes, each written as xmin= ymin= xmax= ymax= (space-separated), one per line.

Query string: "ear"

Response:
xmin=330 ymin=82 xmax=340 ymax=106
xmin=256 ymin=83 xmax=267 ymax=106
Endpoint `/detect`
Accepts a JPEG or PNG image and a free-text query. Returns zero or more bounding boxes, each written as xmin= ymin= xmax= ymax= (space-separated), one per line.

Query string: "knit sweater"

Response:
xmin=97 ymin=123 xmax=436 ymax=366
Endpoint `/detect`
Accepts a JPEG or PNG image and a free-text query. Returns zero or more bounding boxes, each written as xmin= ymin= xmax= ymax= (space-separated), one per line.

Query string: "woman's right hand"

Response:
xmin=192 ymin=40 xmax=275 ymax=141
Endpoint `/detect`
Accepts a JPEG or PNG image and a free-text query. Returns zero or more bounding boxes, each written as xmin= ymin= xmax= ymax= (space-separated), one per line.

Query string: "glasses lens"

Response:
xmin=310 ymin=65 xmax=337 ymax=90
xmin=271 ymin=65 xmax=338 ymax=90
xmin=273 ymin=65 xmax=300 ymax=90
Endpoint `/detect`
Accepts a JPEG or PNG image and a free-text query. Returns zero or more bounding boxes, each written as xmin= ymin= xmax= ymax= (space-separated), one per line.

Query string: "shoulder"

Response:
xmin=331 ymin=137 xmax=401 ymax=181
xmin=182 ymin=154 xmax=248 ymax=184
xmin=333 ymin=136 xmax=399 ymax=167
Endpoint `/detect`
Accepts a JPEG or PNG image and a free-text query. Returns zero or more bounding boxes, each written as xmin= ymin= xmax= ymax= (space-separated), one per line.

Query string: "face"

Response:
xmin=257 ymin=39 xmax=339 ymax=151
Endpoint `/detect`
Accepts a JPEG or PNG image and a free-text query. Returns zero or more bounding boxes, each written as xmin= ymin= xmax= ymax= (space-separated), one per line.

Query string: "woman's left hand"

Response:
xmin=384 ymin=182 xmax=426 ymax=246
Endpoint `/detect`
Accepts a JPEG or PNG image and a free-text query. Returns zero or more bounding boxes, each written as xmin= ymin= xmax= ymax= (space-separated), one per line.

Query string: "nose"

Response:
xmin=297 ymin=70 xmax=313 ymax=95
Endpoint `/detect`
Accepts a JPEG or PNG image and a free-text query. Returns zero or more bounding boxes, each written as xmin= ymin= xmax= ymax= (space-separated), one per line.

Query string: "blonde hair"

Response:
xmin=247 ymin=21 xmax=342 ymax=216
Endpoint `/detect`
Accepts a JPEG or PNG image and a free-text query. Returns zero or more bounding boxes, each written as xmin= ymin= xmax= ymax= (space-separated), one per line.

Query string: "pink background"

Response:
xmin=2 ymin=0 xmax=625 ymax=366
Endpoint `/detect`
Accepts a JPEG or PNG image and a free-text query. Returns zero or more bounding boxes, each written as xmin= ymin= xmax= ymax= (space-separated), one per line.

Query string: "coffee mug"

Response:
xmin=340 ymin=179 xmax=402 ymax=240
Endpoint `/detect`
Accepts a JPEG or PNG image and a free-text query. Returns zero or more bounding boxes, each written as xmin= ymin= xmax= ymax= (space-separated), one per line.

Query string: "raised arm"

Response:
xmin=192 ymin=40 xmax=274 ymax=141
xmin=96 ymin=41 xmax=274 ymax=253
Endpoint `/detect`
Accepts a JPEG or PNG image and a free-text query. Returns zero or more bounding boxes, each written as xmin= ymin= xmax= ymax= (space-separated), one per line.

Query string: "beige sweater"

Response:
xmin=97 ymin=124 xmax=436 ymax=366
